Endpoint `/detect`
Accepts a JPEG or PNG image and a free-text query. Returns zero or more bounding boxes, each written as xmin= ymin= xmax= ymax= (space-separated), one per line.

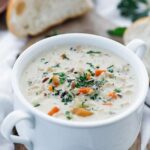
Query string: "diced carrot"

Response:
xmin=108 ymin=91 xmax=118 ymax=99
xmin=102 ymin=102 xmax=113 ymax=106
xmin=95 ymin=69 xmax=106 ymax=77
xmin=86 ymin=72 xmax=91 ymax=80
xmin=48 ymin=85 xmax=54 ymax=92
xmin=52 ymin=75 xmax=59 ymax=87
xmin=72 ymin=108 xmax=93 ymax=117
xmin=48 ymin=106 xmax=60 ymax=116
xmin=78 ymin=87 xmax=93 ymax=94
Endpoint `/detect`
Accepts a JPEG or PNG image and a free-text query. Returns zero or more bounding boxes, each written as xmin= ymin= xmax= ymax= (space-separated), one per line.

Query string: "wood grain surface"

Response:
xmin=0 ymin=10 xmax=148 ymax=150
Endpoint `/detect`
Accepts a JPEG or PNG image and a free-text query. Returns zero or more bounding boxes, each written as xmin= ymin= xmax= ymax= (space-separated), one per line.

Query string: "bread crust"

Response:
xmin=29 ymin=8 xmax=92 ymax=37
xmin=6 ymin=0 xmax=93 ymax=37
xmin=7 ymin=0 xmax=18 ymax=36
xmin=123 ymin=16 xmax=150 ymax=43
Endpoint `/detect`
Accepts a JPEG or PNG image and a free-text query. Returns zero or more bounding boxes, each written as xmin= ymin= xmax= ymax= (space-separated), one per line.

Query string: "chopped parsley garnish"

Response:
xmin=65 ymin=111 xmax=73 ymax=120
xmin=69 ymin=47 xmax=76 ymax=51
xmin=87 ymin=69 xmax=94 ymax=76
xmin=44 ymin=61 xmax=49 ymax=64
xmin=34 ymin=103 xmax=40 ymax=107
xmin=54 ymin=89 xmax=62 ymax=96
xmin=107 ymin=65 xmax=114 ymax=73
xmin=90 ymin=92 xmax=99 ymax=100
xmin=48 ymin=78 xmax=52 ymax=84
xmin=61 ymin=92 xmax=74 ymax=105
xmin=67 ymin=79 xmax=75 ymax=87
xmin=53 ymin=72 xmax=67 ymax=84
xmin=79 ymin=100 xmax=89 ymax=108
xmin=87 ymin=51 xmax=101 ymax=54
xmin=114 ymin=88 xmax=121 ymax=93
xmin=86 ymin=62 xmax=95 ymax=69
xmin=107 ymin=27 xmax=126 ymax=37
xmin=75 ymin=73 xmax=94 ymax=88
xmin=43 ymin=72 xmax=48 ymax=77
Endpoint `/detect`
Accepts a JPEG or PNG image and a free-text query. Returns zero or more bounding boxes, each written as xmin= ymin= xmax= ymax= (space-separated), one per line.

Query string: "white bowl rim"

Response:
xmin=12 ymin=33 xmax=149 ymax=128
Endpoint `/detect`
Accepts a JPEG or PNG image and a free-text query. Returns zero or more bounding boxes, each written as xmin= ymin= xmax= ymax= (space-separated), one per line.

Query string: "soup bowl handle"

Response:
xmin=126 ymin=39 xmax=147 ymax=59
xmin=1 ymin=110 xmax=34 ymax=150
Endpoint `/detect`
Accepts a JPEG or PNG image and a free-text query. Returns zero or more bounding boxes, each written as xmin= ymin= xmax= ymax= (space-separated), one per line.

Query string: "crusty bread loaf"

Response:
xmin=123 ymin=17 xmax=150 ymax=77
xmin=7 ymin=0 xmax=93 ymax=37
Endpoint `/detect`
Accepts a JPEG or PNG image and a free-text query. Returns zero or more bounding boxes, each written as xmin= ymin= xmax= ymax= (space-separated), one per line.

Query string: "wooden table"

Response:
xmin=0 ymin=10 xmax=149 ymax=150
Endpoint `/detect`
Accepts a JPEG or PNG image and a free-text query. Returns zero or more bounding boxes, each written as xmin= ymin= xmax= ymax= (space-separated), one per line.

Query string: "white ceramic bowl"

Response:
xmin=1 ymin=34 xmax=149 ymax=150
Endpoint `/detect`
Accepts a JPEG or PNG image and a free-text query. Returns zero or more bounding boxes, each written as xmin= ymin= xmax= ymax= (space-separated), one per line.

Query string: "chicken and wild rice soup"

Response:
xmin=21 ymin=45 xmax=137 ymax=122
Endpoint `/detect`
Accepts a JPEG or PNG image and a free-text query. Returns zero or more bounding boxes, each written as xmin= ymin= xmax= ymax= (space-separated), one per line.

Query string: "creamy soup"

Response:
xmin=21 ymin=45 xmax=137 ymax=122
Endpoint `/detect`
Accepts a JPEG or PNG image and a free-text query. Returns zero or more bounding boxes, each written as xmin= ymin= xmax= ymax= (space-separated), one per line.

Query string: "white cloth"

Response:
xmin=0 ymin=31 xmax=26 ymax=150
xmin=95 ymin=0 xmax=131 ymax=26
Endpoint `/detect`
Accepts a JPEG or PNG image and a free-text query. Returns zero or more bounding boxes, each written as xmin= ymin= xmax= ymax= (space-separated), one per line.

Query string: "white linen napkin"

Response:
xmin=0 ymin=31 xmax=26 ymax=150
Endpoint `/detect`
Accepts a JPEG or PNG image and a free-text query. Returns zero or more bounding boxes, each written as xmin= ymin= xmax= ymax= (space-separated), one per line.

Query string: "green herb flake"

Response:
xmin=43 ymin=72 xmax=48 ymax=77
xmin=54 ymin=89 xmax=62 ymax=96
xmin=86 ymin=51 xmax=101 ymax=55
xmin=33 ymin=103 xmax=40 ymax=107
xmin=44 ymin=61 xmax=49 ymax=64
xmin=86 ymin=62 xmax=95 ymax=69
xmin=53 ymin=72 xmax=67 ymax=84
xmin=107 ymin=65 xmax=114 ymax=73
xmin=48 ymin=78 xmax=52 ymax=84
xmin=62 ymin=92 xmax=73 ymax=105
xmin=114 ymin=88 xmax=121 ymax=93
xmin=90 ymin=92 xmax=99 ymax=100
xmin=79 ymin=100 xmax=89 ymax=108
xmin=87 ymin=69 xmax=94 ymax=76
xmin=75 ymin=73 xmax=95 ymax=88
xmin=107 ymin=27 xmax=126 ymax=37
xmin=65 ymin=111 xmax=73 ymax=120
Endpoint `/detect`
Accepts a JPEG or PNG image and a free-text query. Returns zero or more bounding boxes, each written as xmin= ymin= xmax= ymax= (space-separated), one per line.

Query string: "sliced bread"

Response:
xmin=123 ymin=17 xmax=150 ymax=76
xmin=7 ymin=0 xmax=93 ymax=37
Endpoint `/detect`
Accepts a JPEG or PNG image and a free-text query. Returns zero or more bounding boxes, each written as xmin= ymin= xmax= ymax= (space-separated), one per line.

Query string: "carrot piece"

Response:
xmin=48 ymin=85 xmax=54 ymax=92
xmin=78 ymin=87 xmax=93 ymax=94
xmin=102 ymin=102 xmax=113 ymax=106
xmin=52 ymin=75 xmax=59 ymax=87
xmin=72 ymin=108 xmax=93 ymax=117
xmin=48 ymin=106 xmax=60 ymax=116
xmin=108 ymin=91 xmax=118 ymax=99
xmin=95 ymin=69 xmax=106 ymax=77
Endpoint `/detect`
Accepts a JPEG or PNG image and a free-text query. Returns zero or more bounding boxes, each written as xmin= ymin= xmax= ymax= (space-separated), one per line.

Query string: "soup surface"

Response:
xmin=21 ymin=45 xmax=137 ymax=122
